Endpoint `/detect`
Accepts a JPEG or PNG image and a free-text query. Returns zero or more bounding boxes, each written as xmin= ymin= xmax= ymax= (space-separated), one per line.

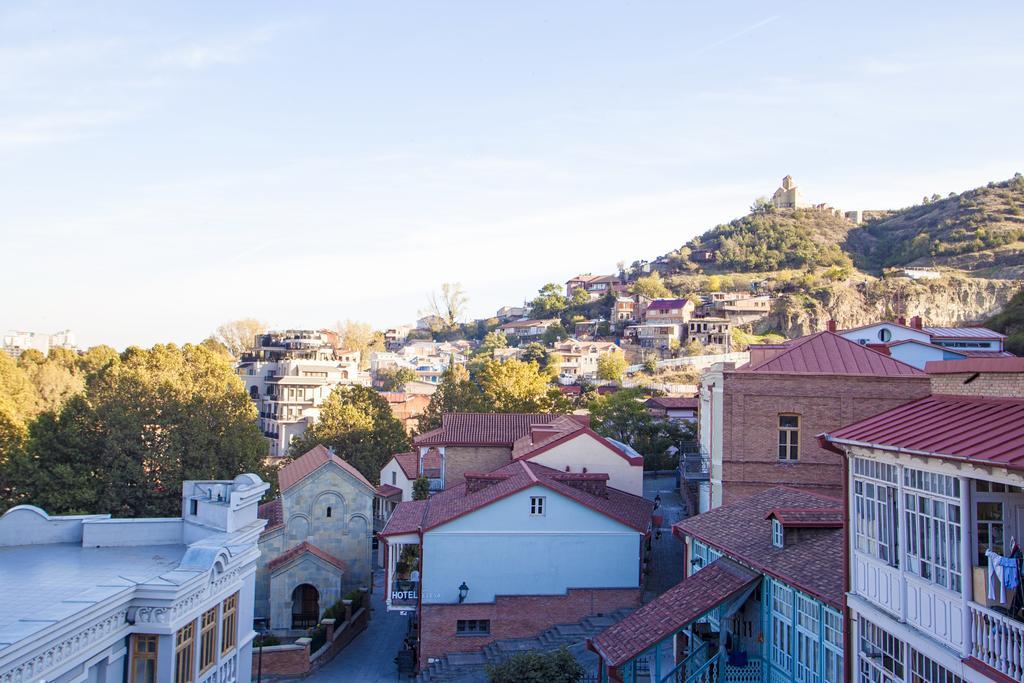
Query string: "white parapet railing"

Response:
xmin=969 ymin=601 xmax=1024 ymax=680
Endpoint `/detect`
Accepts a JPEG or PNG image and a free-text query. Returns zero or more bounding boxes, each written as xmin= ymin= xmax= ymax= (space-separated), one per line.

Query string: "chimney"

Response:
xmin=897 ymin=316 xmax=906 ymax=326
xmin=826 ymin=320 xmax=837 ymax=333
xmin=529 ymin=424 xmax=559 ymax=444
xmin=910 ymin=315 xmax=923 ymax=330
xmin=464 ymin=471 xmax=508 ymax=494
xmin=553 ymin=472 xmax=609 ymax=498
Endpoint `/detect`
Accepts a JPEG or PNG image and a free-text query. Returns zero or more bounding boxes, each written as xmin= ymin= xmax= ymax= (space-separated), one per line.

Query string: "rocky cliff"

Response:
xmin=757 ymin=276 xmax=1021 ymax=338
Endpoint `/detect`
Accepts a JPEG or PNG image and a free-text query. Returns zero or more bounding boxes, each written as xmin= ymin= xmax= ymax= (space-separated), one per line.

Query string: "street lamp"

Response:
xmin=458 ymin=582 xmax=469 ymax=603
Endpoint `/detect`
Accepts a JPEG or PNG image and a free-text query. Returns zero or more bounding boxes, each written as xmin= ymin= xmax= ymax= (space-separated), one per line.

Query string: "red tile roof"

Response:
xmin=674 ymin=487 xmax=844 ymax=608
xmin=644 ymin=396 xmax=698 ymax=410
xmin=508 ymin=417 xmax=644 ymax=466
xmin=380 ymin=460 xmax=654 ymax=537
xmin=925 ymin=357 xmax=1024 ymax=374
xmin=591 ymin=558 xmax=759 ymax=667
xmin=267 ymin=541 xmax=348 ymax=573
xmin=740 ymin=331 xmax=925 ymax=377
xmin=413 ymin=413 xmax=566 ymax=447
xmin=376 ymin=483 xmax=403 ymax=498
xmin=279 ymin=445 xmax=376 ymax=493
xmin=924 ymin=326 xmax=1005 ymax=340
xmin=822 ymin=394 xmax=1024 ymax=471
xmin=258 ymin=497 xmax=284 ymax=534
xmin=392 ymin=452 xmax=419 ymax=479
xmin=766 ymin=508 xmax=843 ymax=528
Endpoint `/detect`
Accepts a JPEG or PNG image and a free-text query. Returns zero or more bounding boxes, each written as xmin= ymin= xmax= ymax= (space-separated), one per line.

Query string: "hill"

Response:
xmin=985 ymin=288 xmax=1024 ymax=355
xmin=665 ymin=174 xmax=1024 ymax=279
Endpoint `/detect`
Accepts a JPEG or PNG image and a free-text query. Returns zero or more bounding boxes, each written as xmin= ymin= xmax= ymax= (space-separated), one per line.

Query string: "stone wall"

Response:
xmin=419 ymin=587 xmax=640 ymax=668
xmin=719 ymin=371 xmax=931 ymax=504
xmin=443 ymin=446 xmax=511 ymax=488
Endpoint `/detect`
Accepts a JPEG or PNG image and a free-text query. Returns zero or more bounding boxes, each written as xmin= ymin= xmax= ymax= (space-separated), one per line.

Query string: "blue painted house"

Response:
xmin=590 ymin=487 xmax=845 ymax=683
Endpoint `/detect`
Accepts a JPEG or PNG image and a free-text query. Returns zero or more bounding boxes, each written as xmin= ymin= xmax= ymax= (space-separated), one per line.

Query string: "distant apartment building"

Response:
xmin=630 ymin=322 xmax=685 ymax=350
xmin=551 ymin=339 xmax=623 ymax=381
xmin=820 ymin=357 xmax=1024 ymax=682
xmin=2 ymin=328 xmax=77 ymax=357
xmin=565 ymin=274 xmax=622 ymax=300
xmin=613 ymin=295 xmax=648 ymax=324
xmin=495 ymin=305 xmax=526 ymax=322
xmin=371 ymin=340 xmax=469 ymax=386
xmin=643 ymin=298 xmax=695 ymax=324
xmin=237 ymin=330 xmax=367 ymax=457
xmin=497 ymin=318 xmax=561 ymax=342
xmin=384 ymin=325 xmax=413 ymax=350
xmin=687 ymin=317 xmax=733 ymax=351
xmin=0 ymin=473 xmax=269 ymax=683
xmin=699 ymin=331 xmax=932 ymax=511
xmin=709 ymin=294 xmax=773 ymax=326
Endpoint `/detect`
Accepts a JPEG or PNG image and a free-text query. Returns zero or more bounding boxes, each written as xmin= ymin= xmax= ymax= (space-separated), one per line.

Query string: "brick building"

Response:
xmin=699 ymin=331 xmax=931 ymax=510
xmin=926 ymin=357 xmax=1024 ymax=398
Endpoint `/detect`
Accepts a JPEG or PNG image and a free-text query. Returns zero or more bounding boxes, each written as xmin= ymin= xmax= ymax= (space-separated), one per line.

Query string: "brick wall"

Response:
xmin=444 ymin=446 xmax=512 ymax=488
xmin=719 ymin=372 xmax=931 ymax=504
xmin=253 ymin=639 xmax=311 ymax=677
xmin=930 ymin=372 xmax=1024 ymax=398
xmin=419 ymin=587 xmax=641 ymax=667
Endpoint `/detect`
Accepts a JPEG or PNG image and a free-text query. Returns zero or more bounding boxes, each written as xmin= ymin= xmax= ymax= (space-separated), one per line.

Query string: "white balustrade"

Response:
xmin=969 ymin=601 xmax=1024 ymax=680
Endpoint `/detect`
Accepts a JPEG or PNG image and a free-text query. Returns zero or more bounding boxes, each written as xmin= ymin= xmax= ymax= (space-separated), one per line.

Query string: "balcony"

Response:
xmin=680 ymin=451 xmax=710 ymax=481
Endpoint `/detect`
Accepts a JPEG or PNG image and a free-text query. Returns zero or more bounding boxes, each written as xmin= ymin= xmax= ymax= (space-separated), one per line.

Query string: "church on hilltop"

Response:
xmin=771 ymin=174 xmax=808 ymax=209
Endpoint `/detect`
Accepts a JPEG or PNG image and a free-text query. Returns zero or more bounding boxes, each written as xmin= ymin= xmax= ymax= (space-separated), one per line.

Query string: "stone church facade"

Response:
xmin=255 ymin=445 xmax=375 ymax=632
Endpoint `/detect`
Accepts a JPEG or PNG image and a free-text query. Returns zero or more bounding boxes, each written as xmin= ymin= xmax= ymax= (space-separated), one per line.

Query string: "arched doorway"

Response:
xmin=291 ymin=584 xmax=319 ymax=629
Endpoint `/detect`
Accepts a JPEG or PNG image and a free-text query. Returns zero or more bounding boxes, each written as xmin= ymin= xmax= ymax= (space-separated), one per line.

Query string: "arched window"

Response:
xmin=326 ymin=506 xmax=332 ymax=518
xmin=878 ymin=328 xmax=892 ymax=342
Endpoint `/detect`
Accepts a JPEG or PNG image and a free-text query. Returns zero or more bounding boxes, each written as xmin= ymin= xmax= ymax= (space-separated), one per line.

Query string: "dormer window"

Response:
xmin=772 ymin=519 xmax=784 ymax=548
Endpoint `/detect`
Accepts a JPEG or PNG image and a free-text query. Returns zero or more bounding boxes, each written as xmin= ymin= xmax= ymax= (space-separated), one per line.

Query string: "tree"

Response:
xmin=335 ymin=320 xmax=386 ymax=369
xmin=213 ymin=318 xmax=266 ymax=358
xmin=418 ymin=363 xmax=483 ymax=433
xmin=289 ymin=385 xmax=410 ymax=483
xmin=750 ymin=196 xmax=774 ymax=214
xmin=596 ymin=353 xmax=628 ymax=382
xmin=529 ymin=283 xmax=567 ymax=318
xmin=21 ymin=357 xmax=84 ymax=413
xmin=426 ymin=283 xmax=469 ymax=330
xmin=3 ymin=344 xmax=272 ymax=516
xmin=569 ymin=287 xmax=591 ymax=306
xmin=477 ymin=330 xmax=509 ymax=357
xmin=486 ymin=647 xmax=584 ymax=683
xmin=77 ymin=345 xmax=119 ymax=376
xmin=476 ymin=359 xmax=571 ymax=414
xmin=378 ymin=367 xmax=418 ymax=391
xmin=413 ymin=476 xmax=431 ymax=500
xmin=542 ymin=323 xmax=569 ymax=345
xmin=588 ymin=388 xmax=691 ymax=470
xmin=520 ymin=343 xmax=548 ymax=366
xmin=682 ymin=339 xmax=704 ymax=356
xmin=631 ymin=272 xmax=672 ymax=299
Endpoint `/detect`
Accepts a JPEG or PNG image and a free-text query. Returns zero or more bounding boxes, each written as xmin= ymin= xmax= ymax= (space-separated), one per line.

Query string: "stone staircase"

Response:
xmin=414 ymin=608 xmax=635 ymax=682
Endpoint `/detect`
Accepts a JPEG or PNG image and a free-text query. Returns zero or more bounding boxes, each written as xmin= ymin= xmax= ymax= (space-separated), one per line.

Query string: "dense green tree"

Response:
xmin=378 ymin=367 xmax=418 ymax=391
xmin=529 ymin=283 xmax=568 ymax=318
xmin=588 ymin=388 xmax=693 ymax=470
xmin=596 ymin=353 xmax=628 ymax=381
xmin=986 ymin=287 xmax=1024 ymax=355
xmin=412 ymin=476 xmax=431 ymax=500
xmin=477 ymin=359 xmax=571 ymax=414
xmin=0 ymin=352 xmax=41 ymax=423
xmin=3 ymin=343 xmax=271 ymax=516
xmin=289 ymin=385 xmax=410 ymax=483
xmin=520 ymin=343 xmax=548 ymax=366
xmin=477 ymin=330 xmax=509 ymax=357
xmin=486 ymin=647 xmax=584 ymax=683
xmin=630 ymin=272 xmax=672 ymax=299
xmin=542 ymin=323 xmax=569 ymax=345
xmin=418 ymin=363 xmax=484 ymax=433
xmin=77 ymin=345 xmax=120 ymax=376
xmin=569 ymin=287 xmax=591 ymax=306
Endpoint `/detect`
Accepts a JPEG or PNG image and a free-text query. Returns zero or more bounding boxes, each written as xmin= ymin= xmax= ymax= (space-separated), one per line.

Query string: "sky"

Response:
xmin=2 ymin=2 xmax=1023 ymax=350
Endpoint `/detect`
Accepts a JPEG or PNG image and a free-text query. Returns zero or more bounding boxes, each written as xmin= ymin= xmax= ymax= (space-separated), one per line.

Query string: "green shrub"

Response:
xmin=486 ymin=647 xmax=584 ymax=682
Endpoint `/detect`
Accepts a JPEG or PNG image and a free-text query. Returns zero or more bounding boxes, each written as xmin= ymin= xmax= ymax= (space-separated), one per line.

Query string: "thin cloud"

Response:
xmin=155 ymin=23 xmax=290 ymax=70
xmin=690 ymin=15 xmax=780 ymax=57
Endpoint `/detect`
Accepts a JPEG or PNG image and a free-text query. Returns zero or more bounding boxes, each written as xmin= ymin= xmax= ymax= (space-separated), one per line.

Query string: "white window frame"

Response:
xmin=853 ymin=458 xmax=899 ymax=567
xmin=530 ymin=496 xmax=545 ymax=516
xmin=770 ymin=582 xmax=793 ymax=673
xmin=795 ymin=592 xmax=820 ymax=683
xmin=772 ymin=518 xmax=784 ymax=548
xmin=909 ymin=647 xmax=964 ymax=683
xmin=857 ymin=617 xmax=903 ymax=683
xmin=823 ymin=607 xmax=843 ymax=683
xmin=903 ymin=467 xmax=962 ymax=593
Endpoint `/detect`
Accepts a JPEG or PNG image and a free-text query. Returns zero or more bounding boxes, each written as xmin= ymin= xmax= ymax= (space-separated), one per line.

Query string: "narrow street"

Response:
xmin=304 ymin=570 xmax=412 ymax=683
xmin=643 ymin=472 xmax=687 ymax=602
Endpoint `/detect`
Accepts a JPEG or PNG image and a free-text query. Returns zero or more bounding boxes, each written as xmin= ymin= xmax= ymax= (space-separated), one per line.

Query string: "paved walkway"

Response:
xmin=643 ymin=473 xmax=687 ymax=601
xmin=305 ymin=570 xmax=412 ymax=683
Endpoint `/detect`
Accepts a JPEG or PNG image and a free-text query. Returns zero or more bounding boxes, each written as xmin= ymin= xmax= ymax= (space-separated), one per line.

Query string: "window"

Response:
xmin=770 ymin=582 xmax=793 ymax=672
xmin=853 ymin=458 xmax=899 ymax=566
xmin=391 ymin=471 xmax=397 ymax=485
xmin=530 ymin=496 xmax=545 ymax=516
xmin=903 ymin=468 xmax=962 ymax=592
xmin=977 ymin=501 xmax=1004 ymax=565
xmin=199 ymin=607 xmax=217 ymax=674
xmin=131 ymin=635 xmax=159 ymax=683
xmin=456 ymin=619 xmax=490 ymax=635
xmin=778 ymin=415 xmax=800 ymax=461
xmin=690 ymin=539 xmax=721 ymax=575
xmin=823 ymin=608 xmax=843 ymax=683
xmin=910 ymin=648 xmax=963 ymax=683
xmin=175 ymin=621 xmax=195 ymax=683
xmin=221 ymin=593 xmax=238 ymax=654
xmin=189 ymin=499 xmax=198 ymax=516
xmin=795 ymin=593 xmax=820 ymax=682
xmin=326 ymin=506 xmax=332 ymax=518
xmin=878 ymin=328 xmax=892 ymax=342
xmin=772 ymin=518 xmax=784 ymax=548
xmin=857 ymin=617 xmax=903 ymax=683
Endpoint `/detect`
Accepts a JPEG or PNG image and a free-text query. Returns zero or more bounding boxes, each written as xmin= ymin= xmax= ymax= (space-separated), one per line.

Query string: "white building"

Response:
xmin=2 ymin=329 xmax=77 ymax=357
xmin=0 ymin=474 xmax=269 ymax=683
xmin=550 ymin=339 xmax=622 ymax=381
xmin=237 ymin=330 xmax=368 ymax=458
xmin=822 ymin=358 xmax=1024 ymax=682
